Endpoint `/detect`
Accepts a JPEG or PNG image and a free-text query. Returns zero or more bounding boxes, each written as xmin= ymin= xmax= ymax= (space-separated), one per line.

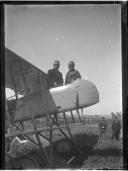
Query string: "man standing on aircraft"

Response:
xmin=65 ymin=61 xmax=81 ymax=85
xmin=47 ymin=60 xmax=63 ymax=89
xmin=98 ymin=117 xmax=108 ymax=141
xmin=111 ymin=116 xmax=121 ymax=141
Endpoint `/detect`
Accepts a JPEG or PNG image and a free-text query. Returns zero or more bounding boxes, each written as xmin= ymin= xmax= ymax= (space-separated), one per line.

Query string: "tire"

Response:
xmin=56 ymin=139 xmax=72 ymax=154
xmin=16 ymin=155 xmax=40 ymax=169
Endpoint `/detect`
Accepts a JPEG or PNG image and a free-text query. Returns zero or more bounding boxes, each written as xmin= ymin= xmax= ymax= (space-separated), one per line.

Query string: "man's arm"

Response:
xmin=112 ymin=121 xmax=114 ymax=130
xmin=47 ymin=70 xmax=52 ymax=89
xmin=118 ymin=120 xmax=121 ymax=130
xmin=65 ymin=72 xmax=70 ymax=85
xmin=60 ymin=72 xmax=64 ymax=85
xmin=76 ymin=70 xmax=81 ymax=79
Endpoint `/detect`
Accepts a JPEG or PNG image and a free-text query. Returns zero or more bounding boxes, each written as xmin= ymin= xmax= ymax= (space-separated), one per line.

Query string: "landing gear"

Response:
xmin=5 ymin=138 xmax=10 ymax=152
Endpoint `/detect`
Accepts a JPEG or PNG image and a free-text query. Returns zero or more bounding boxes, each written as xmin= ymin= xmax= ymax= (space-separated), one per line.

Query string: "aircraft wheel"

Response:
xmin=16 ymin=155 xmax=40 ymax=169
xmin=56 ymin=140 xmax=72 ymax=154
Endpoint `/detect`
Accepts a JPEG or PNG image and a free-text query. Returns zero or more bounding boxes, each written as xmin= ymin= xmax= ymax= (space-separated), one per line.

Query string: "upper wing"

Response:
xmin=5 ymin=47 xmax=47 ymax=95
xmin=5 ymin=47 xmax=57 ymax=122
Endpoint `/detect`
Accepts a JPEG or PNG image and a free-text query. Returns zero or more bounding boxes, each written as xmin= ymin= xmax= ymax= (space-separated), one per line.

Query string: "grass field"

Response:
xmin=51 ymin=124 xmax=123 ymax=169
xmin=6 ymin=119 xmax=123 ymax=169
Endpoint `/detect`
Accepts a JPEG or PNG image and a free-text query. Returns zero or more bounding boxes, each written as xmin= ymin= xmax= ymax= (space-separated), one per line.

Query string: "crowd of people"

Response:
xmin=47 ymin=60 xmax=81 ymax=89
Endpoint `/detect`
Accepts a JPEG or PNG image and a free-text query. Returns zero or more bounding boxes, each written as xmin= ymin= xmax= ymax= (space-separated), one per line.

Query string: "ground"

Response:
xmin=51 ymin=124 xmax=123 ymax=169
xmin=81 ymin=138 xmax=123 ymax=169
xmin=6 ymin=121 xmax=123 ymax=169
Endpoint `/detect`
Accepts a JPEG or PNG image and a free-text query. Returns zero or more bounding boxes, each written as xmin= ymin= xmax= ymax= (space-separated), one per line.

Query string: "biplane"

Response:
xmin=5 ymin=47 xmax=99 ymax=169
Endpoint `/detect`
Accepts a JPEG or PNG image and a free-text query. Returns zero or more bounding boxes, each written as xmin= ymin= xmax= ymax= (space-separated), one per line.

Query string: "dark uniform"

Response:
xmin=112 ymin=117 xmax=121 ymax=140
xmin=99 ymin=118 xmax=108 ymax=140
xmin=65 ymin=69 xmax=81 ymax=85
xmin=47 ymin=69 xmax=63 ymax=89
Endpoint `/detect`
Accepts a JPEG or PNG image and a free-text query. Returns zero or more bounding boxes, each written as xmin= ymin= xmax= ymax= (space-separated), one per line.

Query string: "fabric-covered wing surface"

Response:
xmin=5 ymin=48 xmax=46 ymax=94
xmin=5 ymin=48 xmax=57 ymax=122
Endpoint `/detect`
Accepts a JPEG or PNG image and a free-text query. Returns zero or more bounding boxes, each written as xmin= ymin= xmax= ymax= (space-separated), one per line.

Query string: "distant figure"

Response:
xmin=111 ymin=116 xmax=121 ymax=141
xmin=65 ymin=61 xmax=81 ymax=85
xmin=47 ymin=60 xmax=63 ymax=89
xmin=90 ymin=115 xmax=93 ymax=124
xmin=98 ymin=117 xmax=108 ymax=141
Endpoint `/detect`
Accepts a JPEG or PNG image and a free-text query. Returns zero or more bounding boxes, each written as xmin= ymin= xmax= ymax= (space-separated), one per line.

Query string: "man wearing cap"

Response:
xmin=65 ymin=61 xmax=81 ymax=85
xmin=98 ymin=117 xmax=108 ymax=141
xmin=111 ymin=116 xmax=121 ymax=141
xmin=47 ymin=60 xmax=63 ymax=89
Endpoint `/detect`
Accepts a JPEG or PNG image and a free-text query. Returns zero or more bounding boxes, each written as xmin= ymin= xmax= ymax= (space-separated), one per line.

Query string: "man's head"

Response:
xmin=53 ymin=60 xmax=60 ymax=70
xmin=101 ymin=117 xmax=105 ymax=120
xmin=68 ymin=61 xmax=75 ymax=71
xmin=115 ymin=116 xmax=118 ymax=120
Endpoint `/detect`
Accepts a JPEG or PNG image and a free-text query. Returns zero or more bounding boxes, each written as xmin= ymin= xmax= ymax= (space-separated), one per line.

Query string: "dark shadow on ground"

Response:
xmin=52 ymin=134 xmax=122 ymax=169
xmin=53 ymin=133 xmax=99 ymax=168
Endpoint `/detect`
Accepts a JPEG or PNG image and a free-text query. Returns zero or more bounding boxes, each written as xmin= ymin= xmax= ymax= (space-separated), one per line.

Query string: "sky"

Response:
xmin=5 ymin=4 xmax=122 ymax=116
